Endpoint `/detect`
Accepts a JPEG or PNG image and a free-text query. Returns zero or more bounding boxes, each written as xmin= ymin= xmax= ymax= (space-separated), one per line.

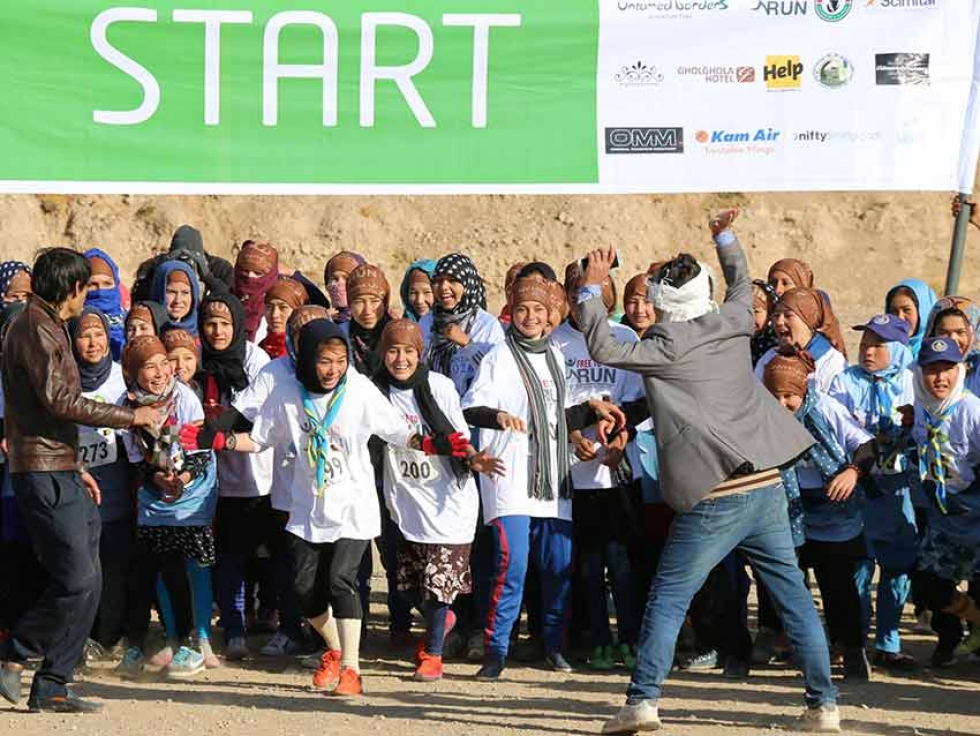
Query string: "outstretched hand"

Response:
xmin=582 ymin=247 xmax=616 ymax=287
xmin=952 ymin=195 xmax=980 ymax=231
xmin=709 ymin=207 xmax=740 ymax=237
xmin=469 ymin=450 xmax=506 ymax=478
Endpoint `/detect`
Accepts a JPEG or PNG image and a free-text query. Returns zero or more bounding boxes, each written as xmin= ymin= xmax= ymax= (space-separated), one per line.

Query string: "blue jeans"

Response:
xmin=627 ymin=484 xmax=835 ymax=708
xmin=854 ymin=537 xmax=915 ymax=654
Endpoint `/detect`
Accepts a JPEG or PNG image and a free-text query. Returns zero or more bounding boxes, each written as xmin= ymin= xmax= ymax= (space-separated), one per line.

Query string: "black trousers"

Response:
xmin=9 ymin=471 xmax=102 ymax=699
xmin=126 ymin=534 xmax=193 ymax=651
xmin=919 ymin=572 xmax=966 ymax=652
xmin=93 ymin=517 xmax=133 ymax=648
xmin=290 ymin=534 xmax=368 ymax=620
xmin=798 ymin=535 xmax=866 ymax=650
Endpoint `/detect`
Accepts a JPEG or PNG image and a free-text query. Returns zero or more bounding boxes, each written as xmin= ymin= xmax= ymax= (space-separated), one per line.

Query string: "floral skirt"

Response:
xmin=396 ymin=541 xmax=472 ymax=605
xmin=917 ymin=526 xmax=980 ymax=581
xmin=137 ymin=525 xmax=216 ymax=567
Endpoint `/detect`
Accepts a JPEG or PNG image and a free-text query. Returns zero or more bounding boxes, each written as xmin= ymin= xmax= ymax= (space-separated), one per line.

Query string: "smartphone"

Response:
xmin=579 ymin=251 xmax=620 ymax=273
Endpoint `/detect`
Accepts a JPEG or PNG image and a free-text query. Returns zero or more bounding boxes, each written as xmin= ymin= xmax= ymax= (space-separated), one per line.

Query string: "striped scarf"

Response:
xmin=301 ymin=382 xmax=347 ymax=497
xmin=914 ymin=364 xmax=967 ymax=515
xmin=127 ymin=377 xmax=181 ymax=473
xmin=505 ymin=327 xmax=571 ymax=501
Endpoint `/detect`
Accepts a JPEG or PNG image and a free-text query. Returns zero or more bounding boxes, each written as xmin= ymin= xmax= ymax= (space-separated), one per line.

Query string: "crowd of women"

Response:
xmin=1 ymin=204 xmax=980 ymax=710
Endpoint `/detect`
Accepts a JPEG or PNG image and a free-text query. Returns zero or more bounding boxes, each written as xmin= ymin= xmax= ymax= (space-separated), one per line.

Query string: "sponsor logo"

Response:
xmin=694 ymin=127 xmax=781 ymax=155
xmin=793 ymin=129 xmax=883 ymax=144
xmin=813 ymin=53 xmax=853 ymax=88
xmin=677 ymin=65 xmax=755 ymax=83
xmin=605 ymin=127 xmax=684 ymax=154
xmin=764 ymin=56 xmax=803 ymax=90
xmin=753 ymin=1 xmax=808 ymax=15
xmin=866 ymin=0 xmax=937 ymax=8
xmin=815 ymin=0 xmax=852 ymax=21
xmin=615 ymin=61 xmax=664 ymax=87
xmin=875 ymin=53 xmax=930 ymax=85
xmin=616 ymin=0 xmax=730 ymax=18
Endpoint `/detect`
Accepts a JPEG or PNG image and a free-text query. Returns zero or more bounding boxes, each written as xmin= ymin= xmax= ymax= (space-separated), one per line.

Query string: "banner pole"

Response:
xmin=945 ymin=193 xmax=974 ymax=296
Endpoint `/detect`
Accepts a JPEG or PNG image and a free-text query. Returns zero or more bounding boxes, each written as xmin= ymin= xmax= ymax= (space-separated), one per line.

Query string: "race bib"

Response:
xmin=310 ymin=440 xmax=352 ymax=490
xmin=392 ymin=447 xmax=441 ymax=486
xmin=78 ymin=426 xmax=117 ymax=468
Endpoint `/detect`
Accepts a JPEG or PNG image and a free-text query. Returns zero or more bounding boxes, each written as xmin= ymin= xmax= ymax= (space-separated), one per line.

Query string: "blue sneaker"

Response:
xmin=166 ymin=646 xmax=205 ymax=679
xmin=116 ymin=646 xmax=146 ymax=679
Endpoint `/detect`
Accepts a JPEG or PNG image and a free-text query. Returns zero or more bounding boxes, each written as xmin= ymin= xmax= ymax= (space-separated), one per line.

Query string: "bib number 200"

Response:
xmin=399 ymin=459 xmax=432 ymax=481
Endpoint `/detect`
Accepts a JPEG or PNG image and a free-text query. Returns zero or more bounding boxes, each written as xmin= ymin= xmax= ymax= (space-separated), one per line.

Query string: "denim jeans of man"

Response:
xmin=9 ymin=471 xmax=102 ymax=700
xmin=855 ymin=537 xmax=916 ymax=654
xmin=627 ymin=483 xmax=836 ymax=708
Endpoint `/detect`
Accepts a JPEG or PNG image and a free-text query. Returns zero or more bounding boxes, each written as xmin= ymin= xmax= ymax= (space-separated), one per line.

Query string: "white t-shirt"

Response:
xmin=233 ymin=355 xmax=295 ymax=511
xmin=250 ymin=369 xmax=412 ymax=543
xmin=755 ymin=345 xmax=848 ymax=394
xmin=462 ymin=340 xmax=573 ymax=524
xmin=420 ymin=309 xmax=505 ymax=395
xmin=253 ymin=316 xmax=268 ymax=347
xmin=216 ymin=341 xmax=274 ymax=498
xmin=123 ymin=380 xmax=205 ymax=464
xmin=79 ymin=362 xmax=128 ymax=469
xmin=552 ymin=321 xmax=644 ymax=490
xmin=382 ymin=373 xmax=479 ymax=545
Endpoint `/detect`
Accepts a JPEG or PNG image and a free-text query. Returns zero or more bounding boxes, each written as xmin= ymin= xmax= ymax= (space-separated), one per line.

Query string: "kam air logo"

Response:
xmin=815 ymin=0 xmax=852 ymax=21
xmin=694 ymin=127 xmax=781 ymax=156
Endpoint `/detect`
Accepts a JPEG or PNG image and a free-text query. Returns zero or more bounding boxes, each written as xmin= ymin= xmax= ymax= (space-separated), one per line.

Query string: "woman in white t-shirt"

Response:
xmin=376 ymin=319 xmax=502 ymax=683
xmin=181 ymin=320 xmax=473 ymax=697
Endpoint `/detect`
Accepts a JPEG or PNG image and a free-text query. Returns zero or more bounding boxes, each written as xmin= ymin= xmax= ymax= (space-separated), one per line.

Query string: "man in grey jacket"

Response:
xmin=577 ymin=210 xmax=839 ymax=734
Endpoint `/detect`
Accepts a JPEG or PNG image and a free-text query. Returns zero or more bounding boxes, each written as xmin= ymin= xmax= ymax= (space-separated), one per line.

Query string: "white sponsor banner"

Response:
xmin=597 ymin=0 xmax=980 ymax=193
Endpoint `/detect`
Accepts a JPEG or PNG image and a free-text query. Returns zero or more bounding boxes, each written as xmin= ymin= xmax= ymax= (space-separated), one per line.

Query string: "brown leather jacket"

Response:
xmin=2 ymin=295 xmax=134 ymax=473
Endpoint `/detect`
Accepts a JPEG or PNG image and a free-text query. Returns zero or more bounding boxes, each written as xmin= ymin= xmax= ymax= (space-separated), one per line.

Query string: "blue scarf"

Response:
xmin=84 ymin=248 xmax=127 ymax=360
xmin=400 ymin=259 xmax=437 ymax=322
xmin=301 ymin=382 xmax=348 ymax=497
xmin=150 ymin=260 xmax=201 ymax=336
xmin=886 ymin=279 xmax=937 ymax=360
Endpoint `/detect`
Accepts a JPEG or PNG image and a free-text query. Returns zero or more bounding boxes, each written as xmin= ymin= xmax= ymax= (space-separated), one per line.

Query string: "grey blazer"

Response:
xmin=578 ymin=237 xmax=814 ymax=513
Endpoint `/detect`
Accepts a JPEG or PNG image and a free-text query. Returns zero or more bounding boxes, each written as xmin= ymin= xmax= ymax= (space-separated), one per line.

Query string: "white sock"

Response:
xmin=337 ymin=618 xmax=361 ymax=672
xmin=308 ymin=608 xmax=341 ymax=651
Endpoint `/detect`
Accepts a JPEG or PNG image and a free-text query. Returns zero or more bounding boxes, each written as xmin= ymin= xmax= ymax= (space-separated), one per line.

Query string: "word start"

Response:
xmin=91 ymin=9 xmax=522 ymax=128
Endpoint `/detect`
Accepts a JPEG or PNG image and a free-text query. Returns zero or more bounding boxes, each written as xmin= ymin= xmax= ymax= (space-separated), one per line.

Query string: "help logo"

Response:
xmin=764 ymin=56 xmax=803 ymax=90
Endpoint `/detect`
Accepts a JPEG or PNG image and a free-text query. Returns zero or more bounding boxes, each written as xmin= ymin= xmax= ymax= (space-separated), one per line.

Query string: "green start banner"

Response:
xmin=0 ymin=1 xmax=979 ymax=194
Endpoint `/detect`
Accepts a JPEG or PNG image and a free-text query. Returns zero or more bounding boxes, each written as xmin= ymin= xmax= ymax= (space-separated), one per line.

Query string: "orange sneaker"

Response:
xmin=311 ymin=649 xmax=342 ymax=691
xmin=330 ymin=667 xmax=362 ymax=697
xmin=414 ymin=652 xmax=444 ymax=682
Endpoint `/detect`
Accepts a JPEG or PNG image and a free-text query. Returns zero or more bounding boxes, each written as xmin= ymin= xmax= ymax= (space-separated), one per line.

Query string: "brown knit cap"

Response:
xmin=347 ymin=264 xmax=390 ymax=303
xmin=564 ymin=261 xmax=616 ymax=313
xmin=510 ymin=276 xmax=565 ymax=313
xmin=324 ymin=251 xmax=362 ymax=282
xmin=162 ymin=328 xmax=198 ymax=356
xmin=380 ymin=318 xmax=424 ymax=356
xmin=504 ymin=262 xmax=527 ymax=294
xmin=407 ymin=268 xmax=431 ymax=288
xmin=236 ymin=240 xmax=278 ymax=276
xmin=127 ymin=304 xmax=155 ymax=330
xmin=78 ymin=312 xmax=106 ymax=335
xmin=624 ymin=273 xmax=649 ymax=302
xmin=265 ymin=277 xmax=308 ymax=309
xmin=201 ymin=299 xmax=232 ymax=321
xmin=167 ymin=269 xmax=192 ymax=289
xmin=123 ymin=335 xmax=168 ymax=380
xmin=287 ymin=305 xmax=331 ymax=334
xmin=763 ymin=348 xmax=815 ymax=398
xmin=768 ymin=258 xmax=814 ymax=290
xmin=87 ymin=255 xmax=115 ymax=282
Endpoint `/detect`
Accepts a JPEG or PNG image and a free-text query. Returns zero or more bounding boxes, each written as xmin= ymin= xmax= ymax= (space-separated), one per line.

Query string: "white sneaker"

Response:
xmin=166 ymin=646 xmax=206 ymax=679
xmin=261 ymin=631 xmax=299 ymax=657
xmin=797 ymin=704 xmax=841 ymax=733
xmin=601 ymin=701 xmax=662 ymax=734
xmin=225 ymin=637 xmax=249 ymax=662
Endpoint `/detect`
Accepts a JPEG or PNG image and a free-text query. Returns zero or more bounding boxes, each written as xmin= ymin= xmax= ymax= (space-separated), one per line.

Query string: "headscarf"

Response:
xmin=69 ymin=307 xmax=113 ymax=392
xmin=83 ymin=248 xmax=127 ymax=360
xmin=323 ymin=250 xmax=366 ymax=323
xmin=260 ymin=277 xmax=309 ymax=359
xmin=295 ymin=320 xmax=350 ymax=496
xmin=151 ymin=260 xmax=201 ymax=336
xmin=767 ymin=258 xmax=814 ymax=291
xmin=839 ymin=324 xmax=913 ymax=443
xmin=751 ymin=279 xmax=779 ymax=366
xmin=925 ymin=296 xmax=980 ymax=371
xmin=914 ymin=359 xmax=967 ymax=515
xmin=375 ymin=319 xmax=468 ymax=480
xmin=885 ymin=279 xmax=938 ymax=359
xmin=499 ymin=261 xmax=527 ymax=324
xmin=428 ymin=253 xmax=488 ymax=376
xmin=0 ymin=261 xmax=31 ymax=301
xmin=126 ymin=300 xmax=169 ymax=337
xmin=122 ymin=335 xmax=182 ymax=473
xmin=197 ymin=292 xmax=249 ymax=401
xmin=346 ymin=264 xmax=392 ymax=376
xmin=648 ymin=258 xmax=718 ymax=323
xmin=777 ymin=287 xmax=848 ymax=359
xmin=233 ymin=240 xmax=280 ymax=341
xmin=400 ymin=259 xmax=437 ymax=322
xmin=286 ymin=305 xmax=331 ymax=367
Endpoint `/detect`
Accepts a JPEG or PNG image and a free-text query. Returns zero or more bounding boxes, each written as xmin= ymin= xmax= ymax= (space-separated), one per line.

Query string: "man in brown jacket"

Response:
xmin=0 ymin=248 xmax=160 ymax=714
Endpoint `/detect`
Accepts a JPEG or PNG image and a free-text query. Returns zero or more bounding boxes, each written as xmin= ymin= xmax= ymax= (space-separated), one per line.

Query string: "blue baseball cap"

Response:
xmin=853 ymin=314 xmax=910 ymax=346
xmin=918 ymin=337 xmax=964 ymax=367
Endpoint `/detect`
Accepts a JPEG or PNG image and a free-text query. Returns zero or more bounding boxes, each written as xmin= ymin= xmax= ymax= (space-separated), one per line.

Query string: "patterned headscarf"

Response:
xmin=428 ymin=253 xmax=488 ymax=376
xmin=0 ymin=261 xmax=31 ymax=300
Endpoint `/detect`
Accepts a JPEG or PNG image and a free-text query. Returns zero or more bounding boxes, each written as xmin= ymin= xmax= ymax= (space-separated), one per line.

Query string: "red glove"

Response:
xmin=179 ymin=423 xmax=226 ymax=452
xmin=422 ymin=431 xmax=470 ymax=459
